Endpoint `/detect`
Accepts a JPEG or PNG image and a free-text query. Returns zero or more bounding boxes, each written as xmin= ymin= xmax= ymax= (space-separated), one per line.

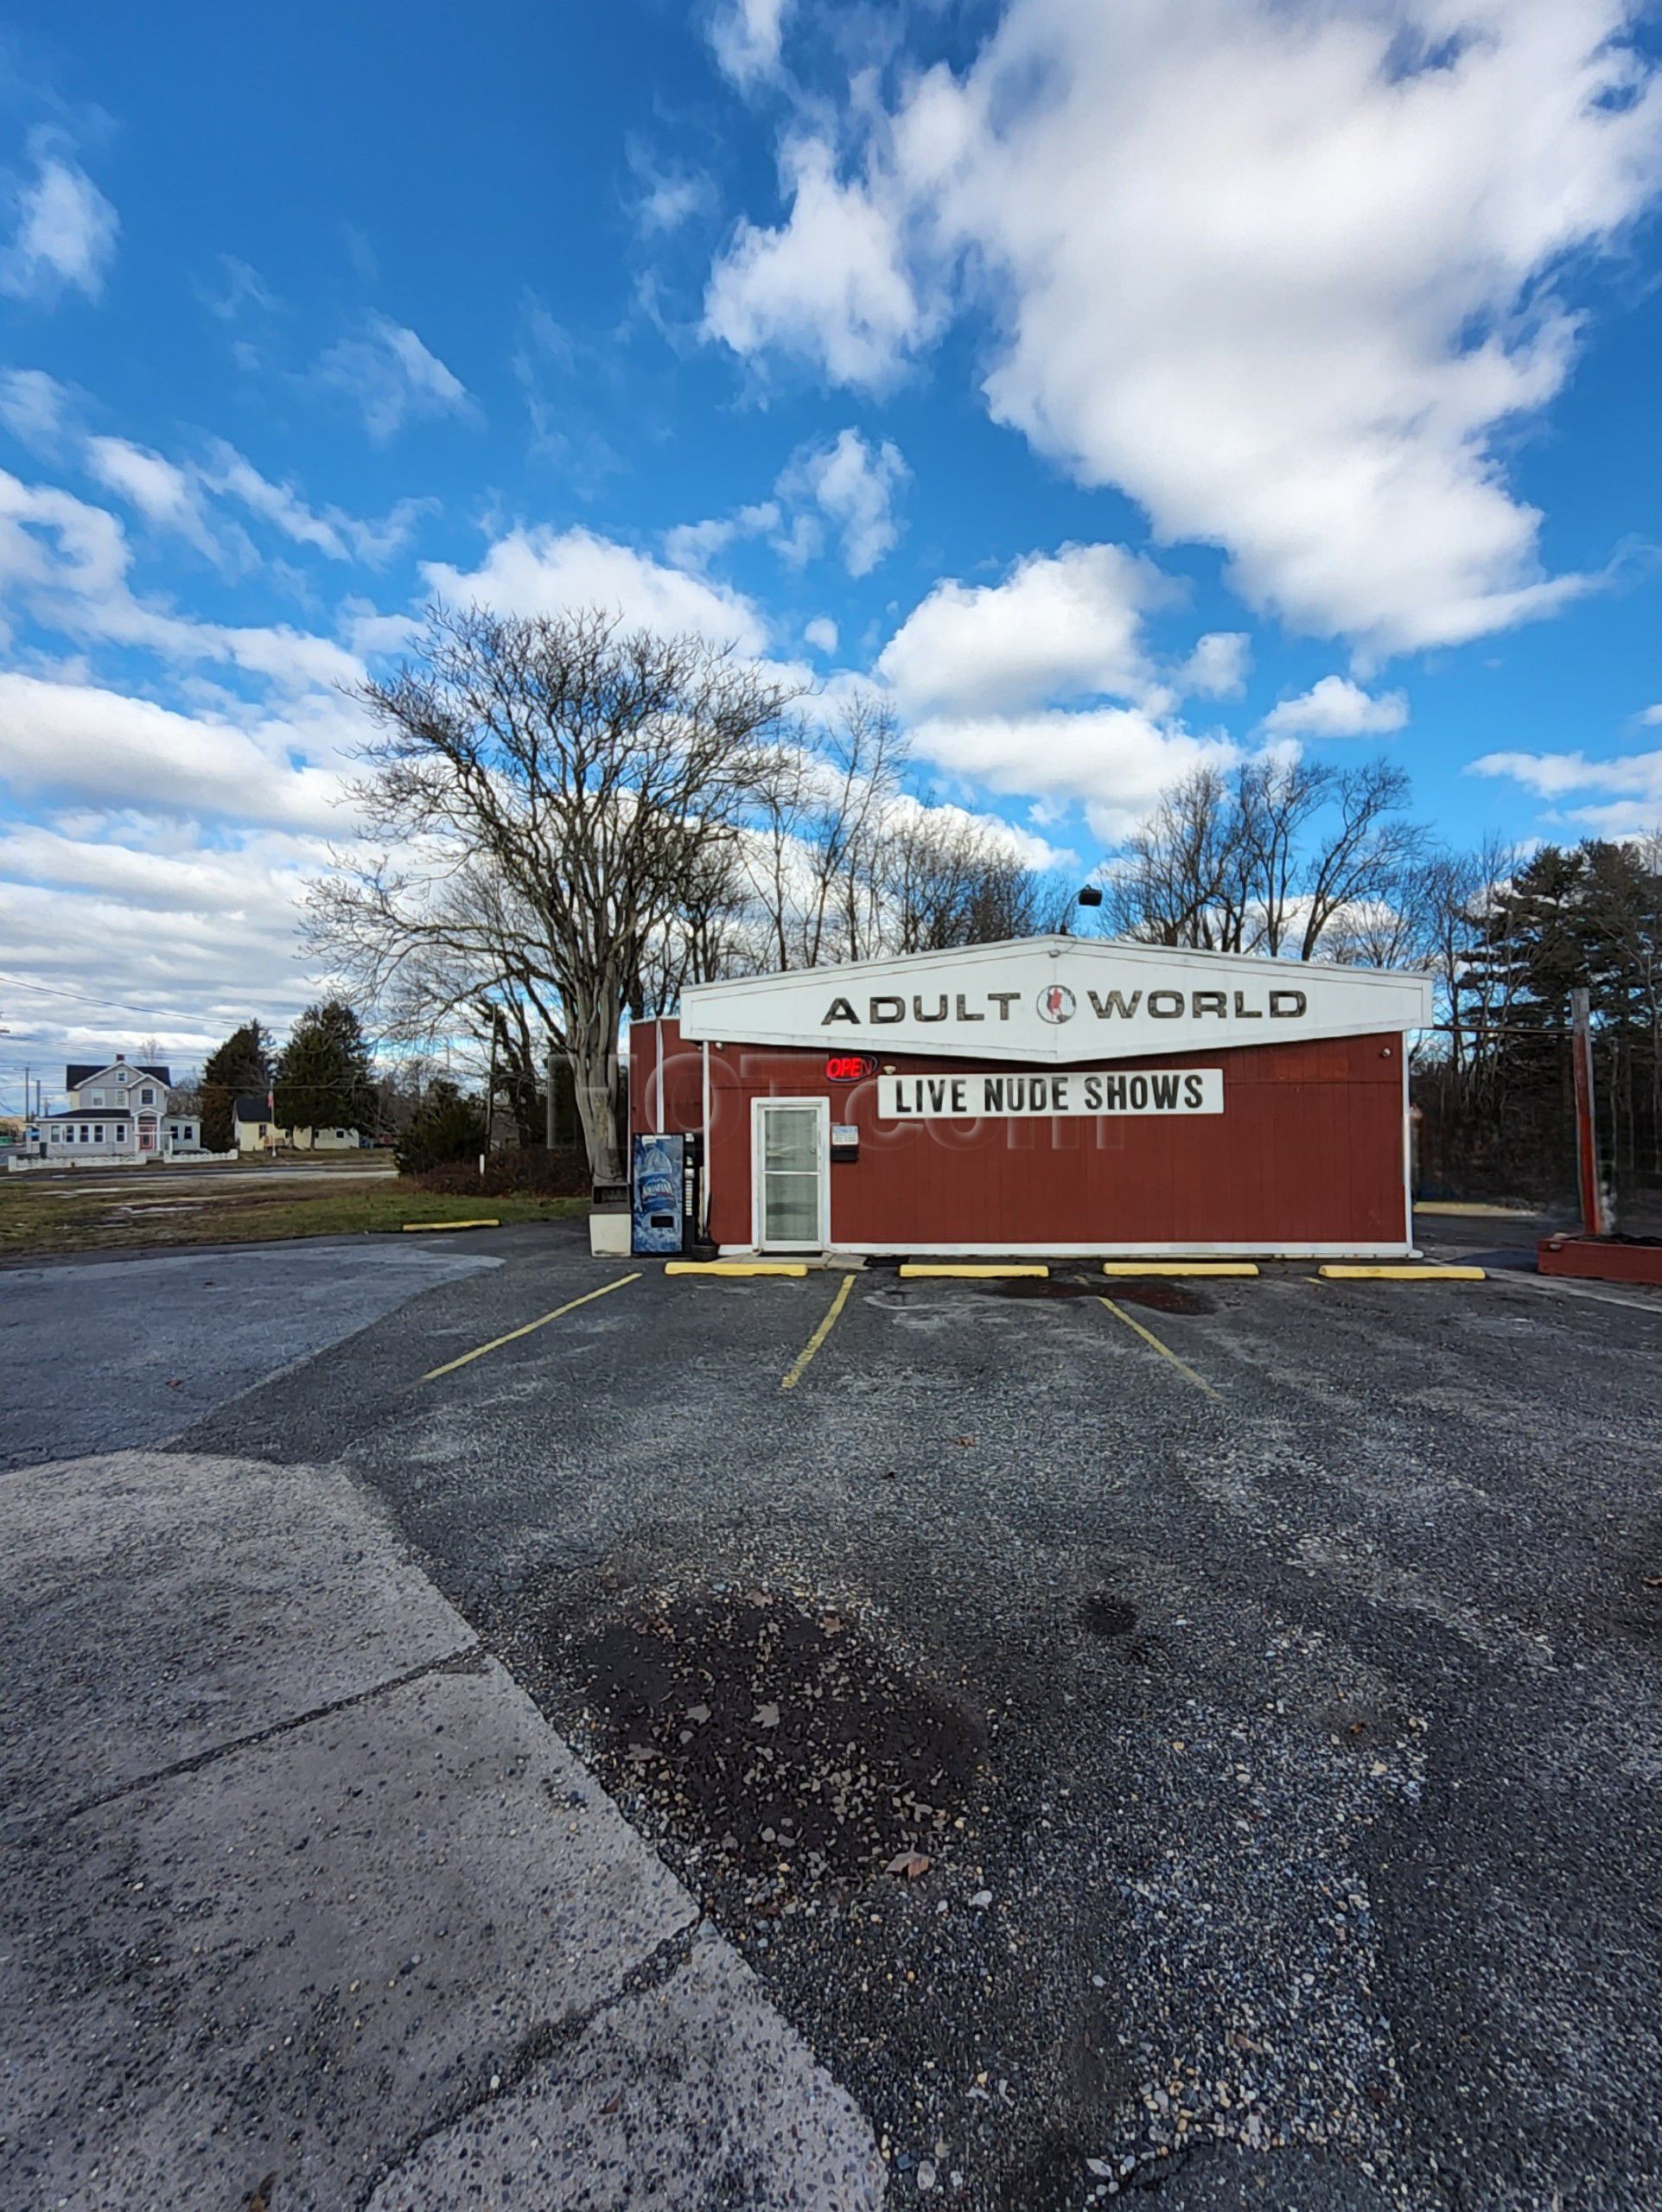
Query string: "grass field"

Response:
xmin=0 ymin=1169 xmax=587 ymax=1261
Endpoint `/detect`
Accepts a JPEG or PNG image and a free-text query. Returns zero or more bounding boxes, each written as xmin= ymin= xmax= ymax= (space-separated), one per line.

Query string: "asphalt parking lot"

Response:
xmin=7 ymin=1223 xmax=1662 ymax=2211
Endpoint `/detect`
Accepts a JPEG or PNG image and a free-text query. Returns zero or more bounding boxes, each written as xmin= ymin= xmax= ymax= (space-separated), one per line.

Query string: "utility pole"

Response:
xmin=1570 ymin=987 xmax=1609 ymax=1239
xmin=481 ymin=1007 xmax=501 ymax=1180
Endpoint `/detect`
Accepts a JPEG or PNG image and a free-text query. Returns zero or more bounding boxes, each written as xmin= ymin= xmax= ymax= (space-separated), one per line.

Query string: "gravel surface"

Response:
xmin=31 ymin=1220 xmax=1662 ymax=2210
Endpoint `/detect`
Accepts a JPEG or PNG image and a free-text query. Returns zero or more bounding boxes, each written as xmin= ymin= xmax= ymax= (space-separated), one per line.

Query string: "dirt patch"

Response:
xmin=1079 ymin=1593 xmax=1138 ymax=1637
xmin=566 ymin=1590 xmax=985 ymax=1904
xmin=1106 ymin=1281 xmax=1215 ymax=1315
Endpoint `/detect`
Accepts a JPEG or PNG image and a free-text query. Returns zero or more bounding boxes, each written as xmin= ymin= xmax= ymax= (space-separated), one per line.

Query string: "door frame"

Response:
xmin=750 ymin=1096 xmax=830 ymax=1252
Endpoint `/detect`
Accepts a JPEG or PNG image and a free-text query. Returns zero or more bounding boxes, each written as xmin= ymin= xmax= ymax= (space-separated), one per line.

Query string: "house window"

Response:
xmin=90 ymin=1090 xmax=105 ymax=1107
xmin=78 ymin=1126 xmax=89 ymax=1143
xmin=93 ymin=1125 xmax=104 ymax=1142
xmin=140 ymin=1087 xmax=156 ymax=1105
xmin=115 ymin=1125 xmax=128 ymax=1141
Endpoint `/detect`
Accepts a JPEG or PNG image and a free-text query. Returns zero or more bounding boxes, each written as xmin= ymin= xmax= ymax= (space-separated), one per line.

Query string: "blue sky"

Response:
xmin=1 ymin=0 xmax=1660 ymax=1098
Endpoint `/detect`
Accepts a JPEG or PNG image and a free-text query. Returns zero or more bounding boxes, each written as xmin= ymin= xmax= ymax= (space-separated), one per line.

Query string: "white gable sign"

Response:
xmin=678 ymin=937 xmax=1431 ymax=1066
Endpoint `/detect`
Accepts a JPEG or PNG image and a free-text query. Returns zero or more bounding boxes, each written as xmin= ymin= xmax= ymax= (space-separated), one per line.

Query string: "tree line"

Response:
xmin=302 ymin=601 xmax=1662 ymax=1207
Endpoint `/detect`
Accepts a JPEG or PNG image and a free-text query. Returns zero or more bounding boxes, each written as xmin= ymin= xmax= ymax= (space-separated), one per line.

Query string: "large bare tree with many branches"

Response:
xmin=307 ymin=606 xmax=799 ymax=1184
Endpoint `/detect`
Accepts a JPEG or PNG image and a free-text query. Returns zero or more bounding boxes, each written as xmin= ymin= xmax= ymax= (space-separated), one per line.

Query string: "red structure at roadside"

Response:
xmin=1535 ymin=985 xmax=1662 ymax=1287
xmin=628 ymin=939 xmax=1432 ymax=1261
xmin=1538 ymin=1234 xmax=1662 ymax=1287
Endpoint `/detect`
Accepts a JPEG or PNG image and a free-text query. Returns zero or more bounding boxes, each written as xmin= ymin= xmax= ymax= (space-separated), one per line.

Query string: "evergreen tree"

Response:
xmin=393 ymin=1080 xmax=487 ymax=1174
xmin=274 ymin=1000 xmax=374 ymax=1138
xmin=1433 ymin=837 xmax=1662 ymax=1199
xmin=201 ymin=1020 xmax=273 ymax=1153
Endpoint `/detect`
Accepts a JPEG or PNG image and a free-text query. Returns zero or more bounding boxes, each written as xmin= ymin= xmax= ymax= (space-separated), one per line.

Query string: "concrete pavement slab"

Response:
xmin=2 ymin=1658 xmax=698 ymax=2210
xmin=367 ymin=1924 xmax=887 ymax=2212
xmin=0 ymin=1450 xmax=884 ymax=2211
xmin=0 ymin=1452 xmax=470 ymax=1828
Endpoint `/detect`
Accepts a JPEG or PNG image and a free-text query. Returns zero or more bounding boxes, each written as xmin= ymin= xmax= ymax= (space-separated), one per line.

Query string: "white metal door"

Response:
xmin=753 ymin=1098 xmax=829 ymax=1251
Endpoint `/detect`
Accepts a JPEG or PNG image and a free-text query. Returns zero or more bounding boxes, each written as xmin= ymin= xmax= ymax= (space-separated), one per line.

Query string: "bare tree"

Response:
xmin=1107 ymin=755 xmax=1423 ymax=963
xmin=1105 ymin=766 xmax=1252 ymax=949
xmin=308 ymin=606 xmax=798 ymax=1185
xmin=745 ymin=695 xmax=910 ymax=969
xmin=882 ymin=805 xmax=1071 ymax=950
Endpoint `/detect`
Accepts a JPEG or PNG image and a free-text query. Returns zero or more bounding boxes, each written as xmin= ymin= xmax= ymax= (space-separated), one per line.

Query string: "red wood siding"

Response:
xmin=635 ymin=1020 xmax=1409 ymax=1252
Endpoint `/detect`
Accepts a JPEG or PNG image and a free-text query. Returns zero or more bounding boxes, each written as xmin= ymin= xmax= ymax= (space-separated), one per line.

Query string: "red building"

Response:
xmin=629 ymin=938 xmax=1431 ymax=1260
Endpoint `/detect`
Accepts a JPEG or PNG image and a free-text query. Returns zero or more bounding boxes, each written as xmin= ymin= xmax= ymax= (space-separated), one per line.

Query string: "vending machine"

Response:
xmin=630 ymin=1132 xmax=690 ymax=1255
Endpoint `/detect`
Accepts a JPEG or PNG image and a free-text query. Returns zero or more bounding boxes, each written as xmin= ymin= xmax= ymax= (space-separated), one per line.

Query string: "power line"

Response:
xmin=0 ymin=969 xmax=268 ymax=1027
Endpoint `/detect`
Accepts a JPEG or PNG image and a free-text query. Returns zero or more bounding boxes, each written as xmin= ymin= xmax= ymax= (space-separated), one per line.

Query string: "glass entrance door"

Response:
xmin=755 ymin=1100 xmax=827 ymax=1250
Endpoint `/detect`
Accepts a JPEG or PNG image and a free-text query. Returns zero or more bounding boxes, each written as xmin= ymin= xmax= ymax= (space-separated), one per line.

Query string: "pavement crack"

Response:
xmin=352 ymin=1919 xmax=703 ymax=2209
xmin=10 ymin=1643 xmax=487 ymax=1837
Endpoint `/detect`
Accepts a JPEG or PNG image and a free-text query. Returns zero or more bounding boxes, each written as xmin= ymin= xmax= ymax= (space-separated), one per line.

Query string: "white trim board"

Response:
xmin=716 ymin=1240 xmax=1420 ymax=1261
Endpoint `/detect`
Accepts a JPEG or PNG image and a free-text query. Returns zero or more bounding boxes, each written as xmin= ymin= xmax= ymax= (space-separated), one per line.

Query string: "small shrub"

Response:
xmin=405 ymin=1145 xmax=591 ymax=1198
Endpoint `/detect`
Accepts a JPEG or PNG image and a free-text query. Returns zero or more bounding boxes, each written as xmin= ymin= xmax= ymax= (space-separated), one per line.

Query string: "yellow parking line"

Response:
xmin=665 ymin=1260 xmax=808 ymax=1277
xmin=781 ymin=1271 xmax=856 ymax=1391
xmin=899 ymin=1263 xmax=1048 ymax=1279
xmin=1318 ymin=1264 xmax=1487 ymax=1281
xmin=423 ymin=1272 xmax=640 ymax=1380
xmin=1100 ymin=1262 xmax=1258 ymax=1277
xmin=1098 ymin=1295 xmax=1220 ymax=1401
xmin=403 ymin=1217 xmax=500 ymax=1232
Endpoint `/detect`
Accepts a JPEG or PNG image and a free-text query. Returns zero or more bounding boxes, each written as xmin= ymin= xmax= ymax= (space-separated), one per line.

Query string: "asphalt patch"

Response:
xmin=1109 ymin=1281 xmax=1215 ymax=1315
xmin=989 ymin=1277 xmax=1098 ymax=1300
xmin=1079 ymin=1593 xmax=1139 ymax=1638
xmin=566 ymin=1591 xmax=985 ymax=1907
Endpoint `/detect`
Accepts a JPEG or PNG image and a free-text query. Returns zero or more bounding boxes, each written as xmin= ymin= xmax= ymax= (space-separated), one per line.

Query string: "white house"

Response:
xmin=41 ymin=1057 xmax=202 ymax=1162
xmin=233 ymin=1095 xmax=361 ymax=1151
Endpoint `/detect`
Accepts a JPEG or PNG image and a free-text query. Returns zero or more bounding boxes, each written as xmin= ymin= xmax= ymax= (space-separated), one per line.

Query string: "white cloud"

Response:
xmin=0 ymin=819 xmax=330 ymax=916
xmin=317 ymin=316 xmax=475 ymax=441
xmin=909 ymin=703 xmax=1239 ymax=842
xmin=804 ymin=615 xmax=837 ymax=654
xmin=422 ymin=524 xmax=770 ymax=654
xmin=0 ymin=671 xmax=351 ymax=830
xmin=0 ymin=465 xmax=364 ymax=691
xmin=1178 ymin=631 xmax=1251 ymax=700
xmin=706 ymin=0 xmax=1662 ymax=652
xmin=1261 ymin=674 xmax=1408 ymax=737
xmin=0 ymin=823 xmax=347 ymax=1066
xmin=879 ymin=542 xmax=1173 ymax=717
xmin=200 ymin=252 xmax=277 ymax=324
xmin=710 ymin=0 xmax=793 ymax=87
xmin=2 ymin=137 xmax=118 ymax=303
xmin=201 ymin=440 xmax=423 ymax=564
xmin=1640 ymin=703 xmax=1662 ymax=727
xmin=0 ymin=368 xmax=73 ymax=453
xmin=1468 ymin=746 xmax=1662 ymax=800
xmin=627 ymin=138 xmax=716 ymax=235
xmin=782 ymin=428 xmax=907 ymax=575
xmin=1468 ymin=743 xmax=1662 ymax=835
xmin=662 ymin=500 xmax=781 ymax=571
xmin=704 ymin=137 xmax=927 ymax=386
xmin=882 ymin=786 xmax=1077 ymax=874
xmin=341 ymin=600 xmax=423 ymax=659
xmin=85 ymin=435 xmax=222 ymax=560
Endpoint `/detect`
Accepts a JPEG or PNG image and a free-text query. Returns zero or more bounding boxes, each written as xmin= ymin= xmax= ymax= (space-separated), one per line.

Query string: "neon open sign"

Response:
xmin=824 ymin=1053 xmax=877 ymax=1081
